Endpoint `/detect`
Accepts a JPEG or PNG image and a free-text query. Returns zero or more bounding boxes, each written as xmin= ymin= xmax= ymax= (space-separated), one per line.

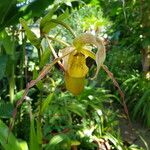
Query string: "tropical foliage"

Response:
xmin=0 ymin=0 xmax=149 ymax=150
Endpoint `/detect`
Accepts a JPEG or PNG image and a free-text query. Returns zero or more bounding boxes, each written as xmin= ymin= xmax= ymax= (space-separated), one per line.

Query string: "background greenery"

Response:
xmin=0 ymin=0 xmax=150 ymax=149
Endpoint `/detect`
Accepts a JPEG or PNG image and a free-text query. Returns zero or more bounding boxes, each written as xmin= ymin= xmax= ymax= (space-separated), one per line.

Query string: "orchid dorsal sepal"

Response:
xmin=73 ymin=33 xmax=106 ymax=79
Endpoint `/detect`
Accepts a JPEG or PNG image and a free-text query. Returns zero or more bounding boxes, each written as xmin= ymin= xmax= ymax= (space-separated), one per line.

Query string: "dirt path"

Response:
xmin=119 ymin=117 xmax=150 ymax=149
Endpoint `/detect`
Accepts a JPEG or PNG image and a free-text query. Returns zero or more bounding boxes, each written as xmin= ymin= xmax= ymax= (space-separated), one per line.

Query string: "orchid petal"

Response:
xmin=92 ymin=37 xmax=106 ymax=79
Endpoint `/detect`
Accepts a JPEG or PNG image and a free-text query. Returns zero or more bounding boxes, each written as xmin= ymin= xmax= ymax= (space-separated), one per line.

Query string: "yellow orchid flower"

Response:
xmin=59 ymin=33 xmax=106 ymax=95
xmin=55 ymin=34 xmax=130 ymax=128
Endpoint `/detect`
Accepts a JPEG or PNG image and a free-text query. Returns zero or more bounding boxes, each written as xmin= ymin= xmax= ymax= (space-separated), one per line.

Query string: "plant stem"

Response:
xmin=9 ymin=32 xmax=16 ymax=103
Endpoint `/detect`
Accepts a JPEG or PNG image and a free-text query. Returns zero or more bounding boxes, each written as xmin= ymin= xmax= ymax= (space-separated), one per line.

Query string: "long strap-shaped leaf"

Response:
xmin=0 ymin=120 xmax=27 ymax=150
xmin=19 ymin=18 xmax=40 ymax=48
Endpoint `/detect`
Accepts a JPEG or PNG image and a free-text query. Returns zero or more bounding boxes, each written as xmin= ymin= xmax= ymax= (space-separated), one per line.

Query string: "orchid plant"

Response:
xmin=9 ymin=7 xmax=131 ymax=133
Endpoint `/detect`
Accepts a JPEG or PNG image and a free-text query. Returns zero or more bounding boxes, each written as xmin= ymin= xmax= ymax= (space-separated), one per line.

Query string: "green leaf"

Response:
xmin=40 ymin=4 xmax=59 ymax=32
xmin=5 ymin=56 xmax=15 ymax=77
xmin=21 ymin=0 xmax=55 ymax=20
xmin=54 ymin=0 xmax=78 ymax=5
xmin=13 ymin=90 xmax=25 ymax=102
xmin=18 ymin=140 xmax=28 ymax=150
xmin=2 ymin=31 xmax=15 ymax=55
xmin=133 ymin=89 xmax=150 ymax=118
xmin=0 ymin=102 xmax=13 ymax=118
xmin=103 ymin=133 xmax=123 ymax=150
xmin=0 ymin=0 xmax=55 ymax=31
xmin=46 ymin=134 xmax=71 ymax=150
xmin=0 ymin=0 xmax=19 ymax=31
xmin=41 ymin=93 xmax=54 ymax=114
xmin=67 ymin=103 xmax=86 ymax=117
xmin=0 ymin=55 xmax=8 ymax=79
xmin=33 ymin=69 xmax=43 ymax=90
xmin=0 ymin=119 xmax=22 ymax=150
xmin=36 ymin=120 xmax=42 ymax=146
xmin=30 ymin=116 xmax=40 ymax=150
xmin=39 ymin=48 xmax=51 ymax=68
xmin=19 ymin=18 xmax=40 ymax=48
xmin=40 ymin=8 xmax=69 ymax=34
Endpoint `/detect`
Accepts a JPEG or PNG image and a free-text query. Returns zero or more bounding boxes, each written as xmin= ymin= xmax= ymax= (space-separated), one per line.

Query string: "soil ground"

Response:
xmin=119 ymin=117 xmax=150 ymax=149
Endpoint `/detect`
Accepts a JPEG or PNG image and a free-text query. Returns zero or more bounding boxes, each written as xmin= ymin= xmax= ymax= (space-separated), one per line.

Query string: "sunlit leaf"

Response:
xmin=0 ymin=119 xmax=22 ymax=150
xmin=103 ymin=133 xmax=123 ymax=150
xmin=39 ymin=48 xmax=51 ymax=68
xmin=18 ymin=140 xmax=28 ymax=150
xmin=67 ymin=102 xmax=86 ymax=117
xmin=40 ymin=4 xmax=59 ymax=33
xmin=40 ymin=8 xmax=69 ymax=34
xmin=46 ymin=134 xmax=71 ymax=150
